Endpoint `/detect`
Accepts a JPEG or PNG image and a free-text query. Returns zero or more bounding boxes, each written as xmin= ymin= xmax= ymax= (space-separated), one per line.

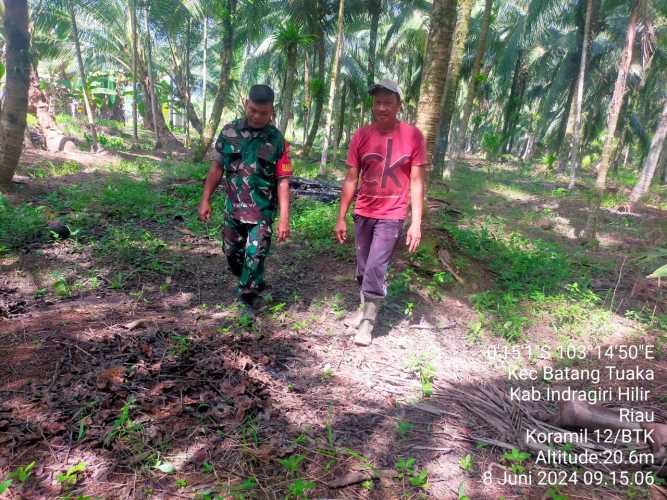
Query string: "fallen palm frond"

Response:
xmin=434 ymin=381 xmax=666 ymax=478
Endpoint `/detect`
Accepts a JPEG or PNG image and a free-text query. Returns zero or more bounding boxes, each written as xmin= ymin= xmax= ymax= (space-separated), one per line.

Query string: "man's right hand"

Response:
xmin=335 ymin=218 xmax=348 ymax=243
xmin=198 ymin=199 xmax=212 ymax=222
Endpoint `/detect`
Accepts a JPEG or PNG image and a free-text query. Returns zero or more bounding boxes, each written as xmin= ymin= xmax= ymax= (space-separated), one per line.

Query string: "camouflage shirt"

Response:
xmin=215 ymin=119 xmax=291 ymax=223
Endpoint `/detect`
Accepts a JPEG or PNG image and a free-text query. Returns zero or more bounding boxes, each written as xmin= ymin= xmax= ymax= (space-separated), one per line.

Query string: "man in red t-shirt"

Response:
xmin=335 ymin=79 xmax=426 ymax=346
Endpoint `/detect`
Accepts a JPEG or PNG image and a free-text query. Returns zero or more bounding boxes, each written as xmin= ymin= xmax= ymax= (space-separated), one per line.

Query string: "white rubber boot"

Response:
xmin=354 ymin=299 xmax=379 ymax=346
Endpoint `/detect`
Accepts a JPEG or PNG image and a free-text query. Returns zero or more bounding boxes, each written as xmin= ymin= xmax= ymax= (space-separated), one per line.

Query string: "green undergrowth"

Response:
xmin=439 ymin=162 xmax=667 ymax=343
xmin=29 ymin=160 xmax=82 ymax=179
xmin=4 ymin=157 xmax=353 ymax=290
xmin=0 ymin=195 xmax=48 ymax=253
xmin=445 ymin=216 xmax=584 ymax=342
xmin=20 ymin=163 xmax=223 ymax=285
xmin=440 ymin=164 xmax=610 ymax=343
xmin=290 ymin=198 xmax=352 ymax=258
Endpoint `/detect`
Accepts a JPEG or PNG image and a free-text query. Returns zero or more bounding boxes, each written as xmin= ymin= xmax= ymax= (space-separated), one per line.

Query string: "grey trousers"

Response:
xmin=354 ymin=215 xmax=404 ymax=299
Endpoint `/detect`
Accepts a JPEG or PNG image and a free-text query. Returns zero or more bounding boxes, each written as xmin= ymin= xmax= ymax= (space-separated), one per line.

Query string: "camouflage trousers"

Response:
xmin=223 ymin=215 xmax=273 ymax=298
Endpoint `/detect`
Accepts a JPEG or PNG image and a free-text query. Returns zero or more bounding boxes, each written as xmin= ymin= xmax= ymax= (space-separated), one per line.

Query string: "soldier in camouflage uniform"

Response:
xmin=198 ymin=85 xmax=292 ymax=316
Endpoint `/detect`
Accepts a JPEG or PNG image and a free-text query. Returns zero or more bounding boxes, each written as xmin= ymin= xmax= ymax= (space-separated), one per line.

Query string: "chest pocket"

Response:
xmin=256 ymin=141 xmax=278 ymax=179
xmin=216 ymin=136 xmax=242 ymax=174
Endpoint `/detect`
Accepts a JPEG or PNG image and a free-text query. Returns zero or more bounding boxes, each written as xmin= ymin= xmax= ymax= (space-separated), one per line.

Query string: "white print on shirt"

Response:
xmin=360 ymin=137 xmax=410 ymax=198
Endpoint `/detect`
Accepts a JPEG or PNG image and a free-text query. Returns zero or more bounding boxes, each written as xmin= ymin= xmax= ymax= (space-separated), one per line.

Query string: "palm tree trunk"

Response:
xmin=279 ymin=44 xmax=297 ymax=134
xmin=193 ymin=0 xmax=237 ymax=162
xmin=202 ymin=16 xmax=208 ymax=127
xmin=583 ymin=0 xmax=639 ymax=244
xmin=345 ymin=91 xmax=354 ymax=146
xmin=111 ymin=83 xmax=125 ymax=122
xmin=332 ymin=81 xmax=347 ymax=166
xmin=130 ymin=0 xmax=139 ymax=143
xmin=367 ymin=0 xmax=381 ymax=108
xmin=69 ymin=1 xmax=99 ymax=152
xmin=557 ymin=80 xmax=577 ymax=171
xmin=185 ymin=19 xmax=192 ymax=147
xmin=629 ymin=98 xmax=667 ymax=206
xmin=169 ymin=76 xmax=175 ymax=129
xmin=568 ymin=0 xmax=594 ymax=189
xmin=0 ymin=0 xmax=30 ymax=189
xmin=453 ymin=0 xmax=492 ymax=161
xmin=303 ymin=52 xmax=311 ymax=145
xmin=500 ymin=52 xmax=527 ymax=155
xmin=29 ymin=74 xmax=74 ymax=152
xmin=335 ymin=82 xmax=347 ymax=150
xmin=173 ymin=72 xmax=203 ymax=135
xmin=144 ymin=5 xmax=161 ymax=149
xmin=303 ymin=1 xmax=326 ymax=157
xmin=319 ymin=0 xmax=345 ymax=175
xmin=435 ymin=0 xmax=473 ymax=179
xmin=415 ymin=0 xmax=458 ymax=176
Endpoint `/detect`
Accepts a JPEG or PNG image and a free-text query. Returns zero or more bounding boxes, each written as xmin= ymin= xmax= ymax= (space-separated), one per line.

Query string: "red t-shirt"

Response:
xmin=346 ymin=122 xmax=426 ymax=220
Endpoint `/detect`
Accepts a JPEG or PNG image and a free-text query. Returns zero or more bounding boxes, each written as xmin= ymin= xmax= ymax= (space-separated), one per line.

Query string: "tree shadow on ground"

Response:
xmin=1 ymin=158 xmax=665 ymax=498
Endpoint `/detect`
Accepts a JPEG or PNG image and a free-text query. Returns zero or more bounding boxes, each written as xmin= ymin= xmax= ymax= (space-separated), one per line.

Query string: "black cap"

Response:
xmin=249 ymin=84 xmax=275 ymax=105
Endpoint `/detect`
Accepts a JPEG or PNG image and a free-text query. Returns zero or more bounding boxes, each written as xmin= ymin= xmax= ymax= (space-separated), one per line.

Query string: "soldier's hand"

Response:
xmin=406 ymin=223 xmax=421 ymax=253
xmin=198 ymin=200 xmax=212 ymax=222
xmin=335 ymin=219 xmax=347 ymax=243
xmin=277 ymin=220 xmax=290 ymax=242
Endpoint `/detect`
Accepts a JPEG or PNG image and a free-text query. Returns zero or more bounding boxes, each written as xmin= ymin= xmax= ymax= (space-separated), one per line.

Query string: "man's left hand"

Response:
xmin=277 ymin=220 xmax=290 ymax=242
xmin=406 ymin=223 xmax=421 ymax=253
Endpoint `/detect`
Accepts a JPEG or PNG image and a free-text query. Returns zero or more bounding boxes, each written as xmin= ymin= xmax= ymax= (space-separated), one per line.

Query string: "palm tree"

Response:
xmin=367 ymin=0 xmax=381 ymax=88
xmin=26 ymin=2 xmax=79 ymax=153
xmin=274 ymin=20 xmax=314 ymax=135
xmin=629 ymin=96 xmax=667 ymax=207
xmin=144 ymin=3 xmax=161 ymax=149
xmin=202 ymin=15 xmax=208 ymax=126
xmin=319 ymin=0 xmax=346 ymax=175
xmin=380 ymin=5 xmax=429 ymax=122
xmin=451 ymin=0 xmax=492 ymax=161
xmin=302 ymin=51 xmax=311 ymax=144
xmin=130 ymin=0 xmax=139 ymax=143
xmin=303 ymin=0 xmax=327 ymax=157
xmin=435 ymin=0 xmax=474 ymax=179
xmin=193 ymin=0 xmax=237 ymax=162
xmin=68 ymin=0 xmax=99 ymax=151
xmin=567 ymin=0 xmax=594 ymax=189
xmin=583 ymin=0 xmax=640 ymax=244
xmin=0 ymin=0 xmax=31 ymax=190
xmin=415 ymin=0 xmax=458 ymax=172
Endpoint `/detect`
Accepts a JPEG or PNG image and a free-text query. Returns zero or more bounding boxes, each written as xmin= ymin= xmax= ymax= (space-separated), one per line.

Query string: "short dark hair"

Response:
xmin=249 ymin=84 xmax=274 ymax=105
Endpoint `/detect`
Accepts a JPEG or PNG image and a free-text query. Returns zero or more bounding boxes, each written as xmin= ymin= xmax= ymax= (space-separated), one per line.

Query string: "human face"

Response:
xmin=244 ymin=99 xmax=274 ymax=129
xmin=371 ymin=90 xmax=401 ymax=129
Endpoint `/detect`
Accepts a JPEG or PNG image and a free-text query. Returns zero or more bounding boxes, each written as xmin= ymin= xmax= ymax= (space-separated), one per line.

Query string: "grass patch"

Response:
xmin=96 ymin=226 xmax=176 ymax=275
xmin=29 ymin=160 xmax=82 ymax=179
xmin=291 ymin=198 xmax=348 ymax=256
xmin=291 ymin=158 xmax=320 ymax=178
xmin=98 ymin=177 xmax=162 ymax=219
xmin=601 ymin=190 xmax=629 ymax=208
xmin=609 ymin=168 xmax=639 ymax=189
xmin=98 ymin=133 xmax=127 ymax=151
xmin=444 ymin=217 xmax=584 ymax=341
xmin=0 ymin=196 xmax=47 ymax=253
